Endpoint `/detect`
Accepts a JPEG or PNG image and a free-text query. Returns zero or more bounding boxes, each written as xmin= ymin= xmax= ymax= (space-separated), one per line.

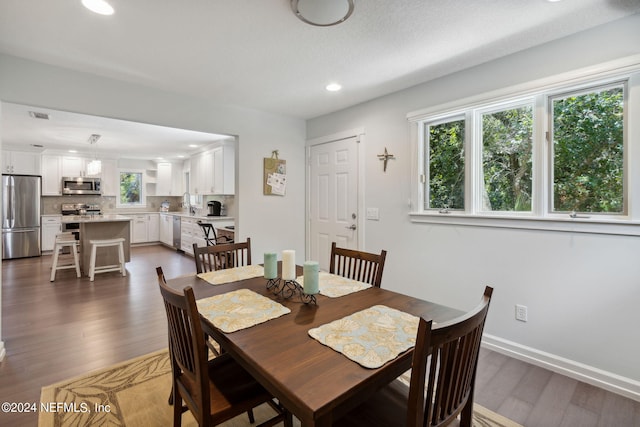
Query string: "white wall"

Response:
xmin=0 ymin=53 xmax=307 ymax=356
xmin=306 ymin=15 xmax=640 ymax=399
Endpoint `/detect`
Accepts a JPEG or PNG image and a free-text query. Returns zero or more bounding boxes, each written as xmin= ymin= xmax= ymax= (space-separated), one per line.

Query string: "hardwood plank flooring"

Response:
xmin=1 ymin=245 xmax=639 ymax=426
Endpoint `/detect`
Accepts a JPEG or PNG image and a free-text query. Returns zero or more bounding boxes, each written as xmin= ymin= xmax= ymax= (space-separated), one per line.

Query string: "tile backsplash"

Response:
xmin=41 ymin=195 xmax=236 ymax=217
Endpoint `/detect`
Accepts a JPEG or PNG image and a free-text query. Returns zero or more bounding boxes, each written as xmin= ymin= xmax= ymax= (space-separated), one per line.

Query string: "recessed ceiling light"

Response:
xmin=82 ymin=0 xmax=115 ymax=15
xmin=189 ymin=144 xmax=199 ymax=148
xmin=69 ymin=150 xmax=78 ymax=153
xmin=326 ymin=83 xmax=342 ymax=92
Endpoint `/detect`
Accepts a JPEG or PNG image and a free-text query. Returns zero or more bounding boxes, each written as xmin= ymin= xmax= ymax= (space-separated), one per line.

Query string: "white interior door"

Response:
xmin=309 ymin=137 xmax=359 ymax=271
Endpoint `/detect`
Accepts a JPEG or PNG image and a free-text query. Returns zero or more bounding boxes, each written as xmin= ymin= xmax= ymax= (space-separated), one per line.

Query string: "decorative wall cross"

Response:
xmin=377 ymin=147 xmax=395 ymax=172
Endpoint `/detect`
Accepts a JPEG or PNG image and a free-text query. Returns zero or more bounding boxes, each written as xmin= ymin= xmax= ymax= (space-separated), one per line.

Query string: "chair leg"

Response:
xmin=50 ymin=245 xmax=60 ymax=282
xmin=118 ymin=242 xmax=126 ymax=277
xmin=89 ymin=244 xmax=97 ymax=281
xmin=247 ymin=408 xmax=255 ymax=423
xmin=72 ymin=244 xmax=81 ymax=277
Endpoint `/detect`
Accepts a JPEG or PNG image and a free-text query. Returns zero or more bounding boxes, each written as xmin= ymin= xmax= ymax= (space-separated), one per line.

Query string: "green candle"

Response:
xmin=264 ymin=252 xmax=277 ymax=279
xmin=303 ymin=261 xmax=319 ymax=295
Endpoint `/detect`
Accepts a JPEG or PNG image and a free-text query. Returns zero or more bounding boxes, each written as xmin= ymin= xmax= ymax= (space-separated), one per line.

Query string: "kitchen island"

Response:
xmin=61 ymin=215 xmax=132 ymax=277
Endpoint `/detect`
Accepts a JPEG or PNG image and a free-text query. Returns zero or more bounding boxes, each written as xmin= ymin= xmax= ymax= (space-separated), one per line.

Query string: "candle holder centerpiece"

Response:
xmin=263 ymin=251 xmax=318 ymax=305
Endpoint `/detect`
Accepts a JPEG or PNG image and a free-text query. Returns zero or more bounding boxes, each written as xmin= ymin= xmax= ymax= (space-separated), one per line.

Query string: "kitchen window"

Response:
xmin=408 ymin=61 xmax=640 ymax=236
xmin=117 ymin=169 xmax=146 ymax=208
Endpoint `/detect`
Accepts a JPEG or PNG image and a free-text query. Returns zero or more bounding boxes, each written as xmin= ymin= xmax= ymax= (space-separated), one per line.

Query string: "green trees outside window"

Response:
xmin=552 ymin=85 xmax=624 ymax=213
xmin=119 ymin=172 xmax=142 ymax=205
xmin=423 ymin=80 xmax=626 ymax=217
xmin=427 ymin=119 xmax=465 ymax=210
xmin=482 ymin=105 xmax=533 ymax=212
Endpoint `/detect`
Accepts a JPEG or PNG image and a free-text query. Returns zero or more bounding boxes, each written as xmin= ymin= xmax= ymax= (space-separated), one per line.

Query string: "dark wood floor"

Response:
xmin=1 ymin=245 xmax=638 ymax=426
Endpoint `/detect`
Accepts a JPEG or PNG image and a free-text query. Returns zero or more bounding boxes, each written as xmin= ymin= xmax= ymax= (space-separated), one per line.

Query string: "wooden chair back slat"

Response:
xmin=329 ymin=242 xmax=387 ymax=288
xmin=193 ymin=238 xmax=252 ymax=274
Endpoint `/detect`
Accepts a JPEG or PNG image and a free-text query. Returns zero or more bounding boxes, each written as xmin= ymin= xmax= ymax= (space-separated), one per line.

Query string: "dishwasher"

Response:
xmin=173 ymin=216 xmax=181 ymax=250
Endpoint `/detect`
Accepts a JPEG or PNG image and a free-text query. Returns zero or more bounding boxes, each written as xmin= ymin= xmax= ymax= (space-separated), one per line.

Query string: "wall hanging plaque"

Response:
xmin=264 ymin=150 xmax=287 ymax=196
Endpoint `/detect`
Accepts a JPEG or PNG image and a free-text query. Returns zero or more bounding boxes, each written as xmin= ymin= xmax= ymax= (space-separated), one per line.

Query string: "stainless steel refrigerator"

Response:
xmin=2 ymin=174 xmax=41 ymax=259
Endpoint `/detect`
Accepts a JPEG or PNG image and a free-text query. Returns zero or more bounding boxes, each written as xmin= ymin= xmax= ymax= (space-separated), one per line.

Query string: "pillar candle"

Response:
xmin=263 ymin=252 xmax=277 ymax=279
xmin=303 ymin=261 xmax=319 ymax=295
xmin=282 ymin=250 xmax=296 ymax=281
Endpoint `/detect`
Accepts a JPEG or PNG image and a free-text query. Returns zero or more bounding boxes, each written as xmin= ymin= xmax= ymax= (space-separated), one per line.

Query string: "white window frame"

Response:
xmin=408 ymin=56 xmax=640 ymax=236
xmin=116 ymin=168 xmax=147 ymax=208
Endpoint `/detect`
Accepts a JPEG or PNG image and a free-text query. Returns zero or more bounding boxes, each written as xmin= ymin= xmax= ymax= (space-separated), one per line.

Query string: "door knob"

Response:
xmin=346 ymin=224 xmax=356 ymax=230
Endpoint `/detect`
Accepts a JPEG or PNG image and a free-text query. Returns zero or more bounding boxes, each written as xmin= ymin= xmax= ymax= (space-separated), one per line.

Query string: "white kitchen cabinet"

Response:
xmin=62 ymin=156 xmax=87 ymax=177
xmin=159 ymin=214 xmax=173 ymax=246
xmin=188 ymin=143 xmax=234 ymax=195
xmin=130 ymin=215 xmax=148 ymax=243
xmin=100 ymin=159 xmax=118 ymax=196
xmin=148 ymin=213 xmax=159 ymax=242
xmin=41 ymin=216 xmax=62 ymax=251
xmin=2 ymin=150 xmax=41 ymax=175
xmin=181 ymin=217 xmax=201 ymax=255
xmin=41 ymin=155 xmax=62 ymax=195
xmin=126 ymin=213 xmax=160 ymax=243
xmin=156 ymin=162 xmax=182 ymax=196
xmin=211 ymin=144 xmax=235 ymax=194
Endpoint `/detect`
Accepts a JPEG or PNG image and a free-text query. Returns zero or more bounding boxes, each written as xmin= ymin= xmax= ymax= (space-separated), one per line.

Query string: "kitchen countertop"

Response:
xmin=61 ymin=214 xmax=133 ymax=223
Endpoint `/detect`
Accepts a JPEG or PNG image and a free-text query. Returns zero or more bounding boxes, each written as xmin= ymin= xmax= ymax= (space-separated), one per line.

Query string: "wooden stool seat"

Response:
xmin=89 ymin=238 xmax=126 ymax=281
xmin=50 ymin=233 xmax=81 ymax=282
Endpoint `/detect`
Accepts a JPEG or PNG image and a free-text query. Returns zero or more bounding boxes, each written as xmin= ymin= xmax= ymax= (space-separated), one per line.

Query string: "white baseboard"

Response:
xmin=482 ymin=334 xmax=640 ymax=403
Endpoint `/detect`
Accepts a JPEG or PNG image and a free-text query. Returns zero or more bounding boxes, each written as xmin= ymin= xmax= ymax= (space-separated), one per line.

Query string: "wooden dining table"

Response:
xmin=164 ymin=263 xmax=462 ymax=427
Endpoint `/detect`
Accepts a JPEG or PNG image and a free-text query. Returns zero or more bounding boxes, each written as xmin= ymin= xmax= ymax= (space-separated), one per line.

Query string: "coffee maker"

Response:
xmin=207 ymin=201 xmax=222 ymax=216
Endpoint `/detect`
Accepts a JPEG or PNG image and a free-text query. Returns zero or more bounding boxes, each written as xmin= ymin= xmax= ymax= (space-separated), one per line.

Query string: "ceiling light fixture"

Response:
xmin=326 ymin=83 xmax=342 ymax=92
xmin=291 ymin=0 xmax=354 ymax=27
xmin=86 ymin=134 xmax=102 ymax=175
xmin=81 ymin=0 xmax=115 ymax=16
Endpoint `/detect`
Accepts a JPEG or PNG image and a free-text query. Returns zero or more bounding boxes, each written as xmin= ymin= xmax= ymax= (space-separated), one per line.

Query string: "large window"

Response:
xmin=118 ymin=170 xmax=145 ymax=207
xmin=411 ymin=69 xmax=636 ymax=233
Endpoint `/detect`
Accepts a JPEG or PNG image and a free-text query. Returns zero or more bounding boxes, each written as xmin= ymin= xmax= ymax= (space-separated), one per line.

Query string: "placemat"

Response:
xmin=296 ymin=271 xmax=371 ymax=297
xmin=197 ymin=288 xmax=290 ymax=333
xmin=197 ymin=265 xmax=265 ymax=285
xmin=308 ymin=305 xmax=420 ymax=369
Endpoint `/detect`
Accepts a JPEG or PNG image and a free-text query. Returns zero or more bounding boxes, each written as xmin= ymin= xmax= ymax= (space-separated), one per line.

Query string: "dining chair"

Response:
xmin=197 ymin=221 xmax=233 ymax=246
xmin=333 ymin=286 xmax=494 ymax=427
xmin=329 ymin=242 xmax=387 ymax=288
xmin=193 ymin=238 xmax=252 ymax=274
xmin=156 ymin=266 xmax=290 ymax=427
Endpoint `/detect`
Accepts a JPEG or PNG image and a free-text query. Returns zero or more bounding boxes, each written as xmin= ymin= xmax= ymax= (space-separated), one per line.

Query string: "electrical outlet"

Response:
xmin=515 ymin=304 xmax=528 ymax=322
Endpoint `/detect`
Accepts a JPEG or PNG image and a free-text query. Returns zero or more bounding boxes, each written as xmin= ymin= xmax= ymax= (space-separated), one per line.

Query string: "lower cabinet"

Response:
xmin=126 ymin=214 xmax=160 ymax=244
xmin=41 ymin=216 xmax=62 ymax=251
xmin=159 ymin=214 xmax=173 ymax=246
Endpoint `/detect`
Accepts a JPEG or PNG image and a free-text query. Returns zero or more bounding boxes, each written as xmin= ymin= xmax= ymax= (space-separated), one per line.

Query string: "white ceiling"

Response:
xmin=1 ymin=0 xmax=639 ymax=159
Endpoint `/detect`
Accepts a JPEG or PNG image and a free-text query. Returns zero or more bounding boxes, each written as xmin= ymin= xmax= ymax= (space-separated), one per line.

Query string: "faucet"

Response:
xmin=182 ymin=192 xmax=192 ymax=214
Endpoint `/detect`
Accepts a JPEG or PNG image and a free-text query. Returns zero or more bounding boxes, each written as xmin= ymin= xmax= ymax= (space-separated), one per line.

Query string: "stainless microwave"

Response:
xmin=62 ymin=177 xmax=102 ymax=195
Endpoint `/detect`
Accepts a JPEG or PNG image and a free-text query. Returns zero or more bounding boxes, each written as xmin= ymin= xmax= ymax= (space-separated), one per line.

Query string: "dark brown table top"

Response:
xmin=165 ymin=264 xmax=462 ymax=426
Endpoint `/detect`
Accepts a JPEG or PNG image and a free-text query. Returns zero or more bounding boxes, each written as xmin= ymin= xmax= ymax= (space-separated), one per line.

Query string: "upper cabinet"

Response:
xmin=41 ymin=154 xmax=118 ymax=196
xmin=41 ymin=155 xmax=62 ymax=195
xmin=189 ymin=142 xmax=235 ymax=195
xmin=155 ymin=162 xmax=182 ymax=196
xmin=2 ymin=150 xmax=41 ymax=175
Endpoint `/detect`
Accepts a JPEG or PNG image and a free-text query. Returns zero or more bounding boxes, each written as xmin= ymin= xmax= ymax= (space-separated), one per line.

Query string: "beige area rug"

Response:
xmin=40 ymin=349 xmax=522 ymax=427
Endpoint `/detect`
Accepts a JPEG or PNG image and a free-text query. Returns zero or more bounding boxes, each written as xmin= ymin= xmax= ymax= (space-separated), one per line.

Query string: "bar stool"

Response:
xmin=88 ymin=238 xmax=126 ymax=281
xmin=50 ymin=232 xmax=81 ymax=282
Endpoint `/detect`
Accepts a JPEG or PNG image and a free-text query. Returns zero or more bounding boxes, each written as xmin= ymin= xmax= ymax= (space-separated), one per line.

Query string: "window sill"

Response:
xmin=409 ymin=212 xmax=640 ymax=237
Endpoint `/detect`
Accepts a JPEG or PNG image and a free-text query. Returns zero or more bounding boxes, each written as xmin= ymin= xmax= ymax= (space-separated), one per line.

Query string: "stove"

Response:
xmin=60 ymin=204 xmax=102 ymax=247
xmin=61 ymin=203 xmax=102 ymax=216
